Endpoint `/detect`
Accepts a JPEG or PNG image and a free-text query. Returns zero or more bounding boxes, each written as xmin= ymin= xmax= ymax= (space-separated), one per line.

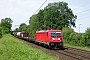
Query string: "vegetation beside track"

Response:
xmin=63 ymin=27 xmax=90 ymax=49
xmin=0 ymin=34 xmax=58 ymax=60
xmin=64 ymin=44 xmax=90 ymax=51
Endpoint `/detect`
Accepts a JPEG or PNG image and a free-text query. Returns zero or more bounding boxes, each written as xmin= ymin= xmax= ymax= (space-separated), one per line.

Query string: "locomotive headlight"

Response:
xmin=58 ymin=38 xmax=60 ymax=40
xmin=52 ymin=38 xmax=55 ymax=40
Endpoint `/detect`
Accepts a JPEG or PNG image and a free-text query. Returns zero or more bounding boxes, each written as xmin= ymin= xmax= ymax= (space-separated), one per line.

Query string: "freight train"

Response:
xmin=13 ymin=29 xmax=63 ymax=49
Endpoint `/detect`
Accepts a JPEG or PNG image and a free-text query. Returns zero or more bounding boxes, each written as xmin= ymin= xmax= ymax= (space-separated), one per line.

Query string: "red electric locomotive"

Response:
xmin=36 ymin=30 xmax=63 ymax=49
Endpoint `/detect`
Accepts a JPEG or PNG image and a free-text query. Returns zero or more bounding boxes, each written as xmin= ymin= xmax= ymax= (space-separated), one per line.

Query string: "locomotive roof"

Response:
xmin=36 ymin=30 xmax=62 ymax=33
xmin=37 ymin=30 xmax=47 ymax=32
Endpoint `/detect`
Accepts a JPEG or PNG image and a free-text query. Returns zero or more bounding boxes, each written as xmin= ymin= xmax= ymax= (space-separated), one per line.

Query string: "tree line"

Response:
xmin=0 ymin=18 xmax=13 ymax=38
xmin=63 ymin=27 xmax=90 ymax=47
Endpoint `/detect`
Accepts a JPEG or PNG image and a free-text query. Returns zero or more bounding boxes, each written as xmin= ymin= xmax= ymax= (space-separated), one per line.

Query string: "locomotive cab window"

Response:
xmin=50 ymin=32 xmax=61 ymax=37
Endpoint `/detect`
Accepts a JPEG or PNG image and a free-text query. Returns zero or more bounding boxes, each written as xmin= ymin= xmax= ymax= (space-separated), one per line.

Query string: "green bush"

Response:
xmin=62 ymin=27 xmax=75 ymax=43
xmin=62 ymin=27 xmax=82 ymax=46
xmin=62 ymin=27 xmax=90 ymax=48
xmin=82 ymin=28 xmax=90 ymax=47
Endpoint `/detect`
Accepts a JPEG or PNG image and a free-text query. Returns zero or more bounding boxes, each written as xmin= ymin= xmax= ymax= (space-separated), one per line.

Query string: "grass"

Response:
xmin=64 ymin=43 xmax=90 ymax=51
xmin=0 ymin=34 xmax=58 ymax=60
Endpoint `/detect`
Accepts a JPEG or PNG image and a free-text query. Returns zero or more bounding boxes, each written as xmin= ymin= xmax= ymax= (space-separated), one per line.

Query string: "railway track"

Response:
xmin=18 ymin=37 xmax=90 ymax=60
xmin=55 ymin=47 xmax=90 ymax=60
xmin=65 ymin=46 xmax=90 ymax=54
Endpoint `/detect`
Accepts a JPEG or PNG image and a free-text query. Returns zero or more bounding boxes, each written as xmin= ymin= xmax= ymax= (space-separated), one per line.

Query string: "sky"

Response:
xmin=0 ymin=0 xmax=90 ymax=33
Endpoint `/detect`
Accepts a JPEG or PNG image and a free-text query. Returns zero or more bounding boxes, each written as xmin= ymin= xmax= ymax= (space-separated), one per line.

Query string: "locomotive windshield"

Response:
xmin=50 ymin=32 xmax=61 ymax=37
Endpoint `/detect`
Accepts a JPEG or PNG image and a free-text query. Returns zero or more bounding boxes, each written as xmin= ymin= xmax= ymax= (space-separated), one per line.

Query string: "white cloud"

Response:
xmin=9 ymin=0 xmax=13 ymax=2
xmin=17 ymin=0 xmax=43 ymax=8
xmin=17 ymin=1 xmax=29 ymax=7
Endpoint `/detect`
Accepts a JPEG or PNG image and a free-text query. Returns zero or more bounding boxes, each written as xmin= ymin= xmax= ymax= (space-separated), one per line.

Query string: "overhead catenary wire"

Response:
xmin=25 ymin=0 xmax=47 ymax=23
xmin=70 ymin=2 xmax=90 ymax=33
xmin=75 ymin=9 xmax=90 ymax=14
xmin=75 ymin=9 xmax=90 ymax=21
xmin=72 ymin=2 xmax=90 ymax=20
xmin=73 ymin=2 xmax=90 ymax=10
xmin=71 ymin=2 xmax=90 ymax=15
xmin=77 ymin=16 xmax=90 ymax=20
xmin=34 ymin=0 xmax=47 ymax=14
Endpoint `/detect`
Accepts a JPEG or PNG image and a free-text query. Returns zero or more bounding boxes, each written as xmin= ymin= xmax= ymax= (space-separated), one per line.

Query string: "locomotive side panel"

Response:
xmin=36 ymin=32 xmax=48 ymax=42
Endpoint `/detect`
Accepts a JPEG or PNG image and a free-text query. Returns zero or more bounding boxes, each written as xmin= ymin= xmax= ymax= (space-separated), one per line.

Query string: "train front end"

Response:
xmin=48 ymin=30 xmax=63 ymax=49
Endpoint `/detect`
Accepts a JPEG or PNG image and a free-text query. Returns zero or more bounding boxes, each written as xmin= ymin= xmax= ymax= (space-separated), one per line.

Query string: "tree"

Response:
xmin=37 ymin=1 xmax=77 ymax=30
xmin=28 ymin=1 xmax=77 ymax=37
xmin=0 ymin=17 xmax=13 ymax=34
xmin=29 ymin=14 xmax=40 ymax=37
xmin=19 ymin=23 xmax=27 ymax=31
xmin=14 ymin=28 xmax=19 ymax=31
xmin=62 ymin=27 xmax=74 ymax=43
